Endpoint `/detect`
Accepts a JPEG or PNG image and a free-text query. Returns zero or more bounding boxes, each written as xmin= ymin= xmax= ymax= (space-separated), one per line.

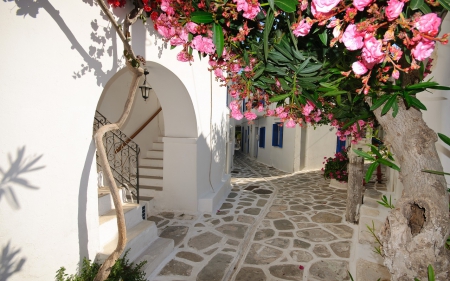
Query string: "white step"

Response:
xmin=140 ymin=175 xmax=163 ymax=187
xmin=140 ymin=158 xmax=163 ymax=167
xmin=146 ymin=150 xmax=163 ymax=158
xmin=155 ymin=137 xmax=164 ymax=142
xmin=152 ymin=142 xmax=164 ymax=150
xmin=139 ymin=186 xmax=163 ymax=198
xmin=99 ymin=203 xmax=146 ymax=247
xmin=139 ymin=166 xmax=163 ymax=177
xmin=97 ymin=220 xmax=158 ymax=263
xmin=98 ymin=187 xmax=123 ymax=216
xmin=134 ymin=238 xmax=174 ymax=278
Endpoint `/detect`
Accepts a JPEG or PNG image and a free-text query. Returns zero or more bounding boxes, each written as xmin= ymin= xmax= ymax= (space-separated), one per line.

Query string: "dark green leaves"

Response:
xmin=318 ymin=30 xmax=328 ymax=46
xmin=264 ymin=9 xmax=275 ymax=62
xmin=438 ymin=0 xmax=450 ymax=10
xmin=381 ymin=95 xmax=397 ymax=116
xmin=212 ymin=23 xmax=224 ymax=57
xmin=438 ymin=133 xmax=450 ymax=146
xmin=274 ymin=0 xmax=297 ymax=12
xmin=366 ymin=162 xmax=380 ymax=183
xmin=410 ymin=0 xmax=424 ymax=10
xmin=190 ymin=11 xmax=213 ymax=23
xmin=269 ymin=93 xmax=291 ymax=102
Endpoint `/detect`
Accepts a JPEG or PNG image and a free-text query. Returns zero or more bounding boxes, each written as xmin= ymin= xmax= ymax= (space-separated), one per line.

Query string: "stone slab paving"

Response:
xmin=147 ymin=152 xmax=357 ymax=281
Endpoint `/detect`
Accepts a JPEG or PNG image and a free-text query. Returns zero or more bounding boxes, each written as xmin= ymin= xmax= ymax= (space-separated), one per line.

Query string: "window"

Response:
xmin=272 ymin=123 xmax=283 ymax=148
xmin=259 ymin=127 xmax=266 ymax=148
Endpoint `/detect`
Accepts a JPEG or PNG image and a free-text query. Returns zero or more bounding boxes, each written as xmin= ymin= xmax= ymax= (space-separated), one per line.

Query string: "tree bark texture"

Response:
xmin=93 ymin=2 xmax=144 ymax=281
xmin=346 ymin=154 xmax=364 ymax=224
xmin=372 ymin=99 xmax=450 ymax=281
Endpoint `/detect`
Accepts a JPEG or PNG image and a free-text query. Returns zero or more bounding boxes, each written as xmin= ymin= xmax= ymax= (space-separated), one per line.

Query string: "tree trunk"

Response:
xmin=346 ymin=154 xmax=364 ymax=224
xmin=371 ymin=99 xmax=450 ymax=281
xmin=93 ymin=1 xmax=145 ymax=280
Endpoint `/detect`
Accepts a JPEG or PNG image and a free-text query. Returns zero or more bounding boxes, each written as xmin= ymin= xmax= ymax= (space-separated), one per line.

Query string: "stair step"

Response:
xmin=152 ymin=142 xmax=164 ymax=150
xmin=140 ymin=158 xmax=163 ymax=167
xmin=155 ymin=137 xmax=164 ymax=142
xmin=134 ymin=237 xmax=174 ymax=278
xmin=140 ymin=175 xmax=163 ymax=187
xmin=140 ymin=185 xmax=163 ymax=192
xmin=139 ymin=166 xmax=163 ymax=177
xmin=99 ymin=203 xmax=145 ymax=246
xmin=97 ymin=220 xmax=158 ymax=263
xmin=146 ymin=150 xmax=163 ymax=158
xmin=127 ymin=195 xmax=154 ymax=202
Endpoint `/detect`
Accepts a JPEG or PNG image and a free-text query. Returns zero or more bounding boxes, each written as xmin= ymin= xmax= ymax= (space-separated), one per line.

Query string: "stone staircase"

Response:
xmin=97 ymin=187 xmax=173 ymax=278
xmin=139 ymin=137 xmax=164 ymax=199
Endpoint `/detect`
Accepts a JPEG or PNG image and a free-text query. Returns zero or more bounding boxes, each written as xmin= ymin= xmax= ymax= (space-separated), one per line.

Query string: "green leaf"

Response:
xmin=274 ymin=0 xmax=297 ymax=12
xmin=428 ymin=265 xmax=435 ymax=281
xmin=273 ymin=43 xmax=294 ymax=61
xmin=318 ymin=30 xmax=328 ymax=46
xmin=438 ymin=133 xmax=450 ymax=146
xmin=323 ymin=90 xmax=348 ymax=97
xmin=370 ymin=95 xmax=391 ymax=111
xmin=278 ymin=78 xmax=291 ymax=90
xmin=212 ymin=23 xmax=224 ymax=57
xmin=292 ymin=50 xmax=305 ymax=60
xmin=269 ymin=93 xmax=291 ymax=102
xmin=296 ymin=57 xmax=311 ymax=74
xmin=299 ymin=63 xmax=323 ymax=74
xmin=264 ymin=9 xmax=275 ymax=62
xmin=410 ymin=0 xmax=424 ymax=10
xmin=381 ymin=84 xmax=402 ymax=91
xmin=419 ymin=3 xmax=432 ymax=13
xmin=422 ymin=170 xmax=450 ymax=176
xmin=370 ymin=145 xmax=382 ymax=158
xmin=268 ymin=0 xmax=275 ymax=9
xmin=377 ymin=158 xmax=400 ymax=171
xmin=259 ymin=76 xmax=276 ymax=84
xmin=381 ymin=95 xmax=397 ymax=116
xmin=406 ymin=81 xmax=439 ymax=89
xmin=409 ymin=96 xmax=427 ymax=110
xmin=366 ymin=162 xmax=380 ymax=184
xmin=352 ymin=149 xmax=376 ymax=161
xmin=253 ymin=65 xmax=265 ymax=80
xmin=190 ymin=11 xmax=214 ymax=23
xmin=392 ymin=98 xmax=399 ymax=117
xmin=438 ymin=0 xmax=450 ymax=10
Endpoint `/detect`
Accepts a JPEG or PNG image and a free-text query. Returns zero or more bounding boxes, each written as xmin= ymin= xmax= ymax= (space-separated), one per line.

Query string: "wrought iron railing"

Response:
xmin=93 ymin=111 xmax=140 ymax=203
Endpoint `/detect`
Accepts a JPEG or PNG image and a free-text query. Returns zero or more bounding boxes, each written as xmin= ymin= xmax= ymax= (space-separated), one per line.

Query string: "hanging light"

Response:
xmin=139 ymin=69 xmax=152 ymax=101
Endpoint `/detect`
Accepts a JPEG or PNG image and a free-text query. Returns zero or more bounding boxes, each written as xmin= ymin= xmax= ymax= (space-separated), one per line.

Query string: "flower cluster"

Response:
xmin=322 ymin=150 xmax=349 ymax=182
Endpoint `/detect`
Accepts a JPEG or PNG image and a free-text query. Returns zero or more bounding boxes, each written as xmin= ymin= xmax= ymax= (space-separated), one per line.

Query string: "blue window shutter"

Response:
xmin=278 ymin=125 xmax=283 ymax=148
xmin=259 ymin=127 xmax=265 ymax=148
xmin=272 ymin=124 xmax=278 ymax=146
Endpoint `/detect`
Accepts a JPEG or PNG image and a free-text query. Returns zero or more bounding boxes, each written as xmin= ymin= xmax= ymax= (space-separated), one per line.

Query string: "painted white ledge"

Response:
xmin=329 ymin=178 xmax=348 ymax=189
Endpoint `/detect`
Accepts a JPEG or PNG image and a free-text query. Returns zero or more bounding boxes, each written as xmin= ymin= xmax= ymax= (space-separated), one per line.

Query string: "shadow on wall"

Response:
xmin=0 ymin=147 xmax=44 ymax=210
xmin=3 ymin=0 xmax=126 ymax=87
xmin=0 ymin=241 xmax=26 ymax=281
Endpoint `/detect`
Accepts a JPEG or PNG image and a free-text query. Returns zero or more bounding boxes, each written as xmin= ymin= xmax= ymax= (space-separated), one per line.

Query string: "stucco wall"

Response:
xmin=0 ymin=1 xmax=120 ymax=279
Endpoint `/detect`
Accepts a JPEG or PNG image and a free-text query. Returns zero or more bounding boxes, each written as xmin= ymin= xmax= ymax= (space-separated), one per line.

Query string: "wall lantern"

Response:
xmin=139 ymin=69 xmax=152 ymax=101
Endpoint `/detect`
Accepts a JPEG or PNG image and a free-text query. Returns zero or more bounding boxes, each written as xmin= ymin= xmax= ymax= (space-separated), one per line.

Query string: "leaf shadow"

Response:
xmin=0 ymin=241 xmax=26 ymax=281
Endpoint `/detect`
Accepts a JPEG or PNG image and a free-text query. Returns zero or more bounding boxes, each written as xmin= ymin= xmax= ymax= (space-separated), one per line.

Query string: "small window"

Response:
xmin=272 ymin=123 xmax=283 ymax=148
xmin=259 ymin=127 xmax=266 ymax=148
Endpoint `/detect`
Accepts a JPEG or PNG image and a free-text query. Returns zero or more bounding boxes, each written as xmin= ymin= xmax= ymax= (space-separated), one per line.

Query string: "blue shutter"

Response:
xmin=259 ymin=127 xmax=265 ymax=148
xmin=272 ymin=124 xmax=278 ymax=146
xmin=278 ymin=125 xmax=283 ymax=148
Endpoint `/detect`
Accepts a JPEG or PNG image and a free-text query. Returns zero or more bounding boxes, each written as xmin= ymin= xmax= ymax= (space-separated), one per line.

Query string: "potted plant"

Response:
xmin=322 ymin=150 xmax=349 ymax=189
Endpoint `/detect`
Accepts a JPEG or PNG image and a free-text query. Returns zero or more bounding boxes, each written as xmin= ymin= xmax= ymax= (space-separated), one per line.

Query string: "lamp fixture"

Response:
xmin=139 ymin=69 xmax=152 ymax=101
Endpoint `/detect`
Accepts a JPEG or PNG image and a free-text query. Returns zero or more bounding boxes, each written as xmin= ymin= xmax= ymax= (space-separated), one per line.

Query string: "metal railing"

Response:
xmin=93 ymin=111 xmax=140 ymax=203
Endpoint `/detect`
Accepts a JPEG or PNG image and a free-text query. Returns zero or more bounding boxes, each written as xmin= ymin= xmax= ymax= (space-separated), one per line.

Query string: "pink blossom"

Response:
xmin=230 ymin=90 xmax=239 ymax=98
xmin=231 ymin=110 xmax=244 ymax=120
xmin=412 ymin=40 xmax=435 ymax=61
xmin=312 ymin=0 xmax=341 ymax=13
xmin=214 ymin=68 xmax=225 ymax=79
xmin=286 ymin=119 xmax=296 ymax=128
xmin=302 ymin=103 xmax=315 ymax=116
xmin=177 ymin=51 xmax=192 ymax=62
xmin=311 ymin=2 xmax=335 ymax=18
xmin=353 ymin=0 xmax=372 ymax=11
xmin=361 ymin=36 xmax=385 ymax=67
xmin=301 ymin=0 xmax=308 ymax=10
xmin=292 ymin=18 xmax=313 ymax=37
xmin=275 ymin=106 xmax=285 ymax=115
xmin=416 ymin=13 xmax=441 ymax=36
xmin=314 ymin=115 xmax=322 ymax=122
xmin=244 ymin=111 xmax=257 ymax=120
xmin=191 ymin=35 xmax=215 ymax=54
xmin=385 ymin=0 xmax=404 ymax=21
xmin=266 ymin=109 xmax=275 ymax=116
xmin=358 ymin=120 xmax=365 ymax=127
xmin=229 ymin=100 xmax=240 ymax=111
xmin=341 ymin=24 xmax=364 ymax=51
xmin=392 ymin=69 xmax=400 ymax=79
xmin=258 ymin=103 xmax=264 ymax=112
xmin=160 ymin=0 xmax=174 ymax=15
xmin=233 ymin=0 xmax=260 ymax=20
xmin=230 ymin=63 xmax=241 ymax=72
xmin=170 ymin=28 xmax=188 ymax=46
xmin=278 ymin=112 xmax=288 ymax=119
xmin=352 ymin=61 xmax=368 ymax=75
xmin=186 ymin=22 xmax=198 ymax=34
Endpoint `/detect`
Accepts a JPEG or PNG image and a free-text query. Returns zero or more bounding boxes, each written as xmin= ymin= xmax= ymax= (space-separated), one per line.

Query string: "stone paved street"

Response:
xmin=147 ymin=152 xmax=357 ymax=281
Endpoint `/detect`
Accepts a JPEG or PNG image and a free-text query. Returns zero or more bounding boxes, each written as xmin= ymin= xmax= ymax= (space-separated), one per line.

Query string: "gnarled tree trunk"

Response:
xmin=372 ymin=99 xmax=450 ymax=280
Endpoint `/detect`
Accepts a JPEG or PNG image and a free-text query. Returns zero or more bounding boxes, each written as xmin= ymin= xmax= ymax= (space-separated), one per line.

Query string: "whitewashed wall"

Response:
xmin=0 ymin=1 xmax=121 ymax=280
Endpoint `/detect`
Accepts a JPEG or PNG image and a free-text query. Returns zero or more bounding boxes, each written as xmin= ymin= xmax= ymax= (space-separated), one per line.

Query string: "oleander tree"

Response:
xmin=97 ymin=0 xmax=450 ymax=280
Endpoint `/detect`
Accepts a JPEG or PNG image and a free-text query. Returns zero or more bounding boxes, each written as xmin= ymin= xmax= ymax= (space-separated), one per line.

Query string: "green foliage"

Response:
xmin=377 ymin=195 xmax=395 ymax=209
xmin=322 ymin=150 xmax=349 ymax=182
xmin=366 ymin=221 xmax=383 ymax=256
xmin=414 ymin=265 xmax=436 ymax=281
xmin=55 ymin=250 xmax=147 ymax=281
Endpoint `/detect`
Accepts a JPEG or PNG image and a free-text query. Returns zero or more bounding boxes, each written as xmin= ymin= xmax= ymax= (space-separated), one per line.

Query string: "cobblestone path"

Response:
xmin=148 ymin=152 xmax=356 ymax=281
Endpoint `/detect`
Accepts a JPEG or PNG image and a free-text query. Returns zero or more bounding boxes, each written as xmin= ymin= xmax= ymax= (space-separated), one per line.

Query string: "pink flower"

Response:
xmin=312 ymin=0 xmax=341 ymax=13
xmin=302 ymin=103 xmax=315 ymax=116
xmin=412 ymin=41 xmax=435 ymax=61
xmin=177 ymin=51 xmax=192 ymax=62
xmin=292 ymin=18 xmax=313 ymax=37
xmin=361 ymin=36 xmax=385 ymax=67
xmin=161 ymin=0 xmax=174 ymax=15
xmin=299 ymin=265 xmax=305 ymax=270
xmin=229 ymin=100 xmax=240 ymax=111
xmin=353 ymin=0 xmax=372 ymax=11
xmin=416 ymin=13 xmax=441 ymax=36
xmin=392 ymin=69 xmax=400 ymax=79
xmin=233 ymin=0 xmax=260 ymax=20
xmin=186 ymin=22 xmax=198 ymax=34
xmin=385 ymin=0 xmax=404 ymax=21
xmin=311 ymin=2 xmax=335 ymax=18
xmin=230 ymin=90 xmax=239 ymax=98
xmin=266 ymin=109 xmax=275 ymax=116
xmin=244 ymin=111 xmax=257 ymax=120
xmin=275 ymin=106 xmax=285 ymax=115
xmin=352 ymin=61 xmax=368 ymax=75
xmin=258 ymin=103 xmax=264 ymax=112
xmin=341 ymin=24 xmax=364 ymax=51
xmin=230 ymin=63 xmax=241 ymax=73
xmin=286 ymin=119 xmax=296 ymax=128
xmin=170 ymin=28 xmax=188 ymax=46
xmin=231 ymin=110 xmax=244 ymax=120
xmin=214 ymin=68 xmax=224 ymax=79
xmin=191 ymin=35 xmax=215 ymax=54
